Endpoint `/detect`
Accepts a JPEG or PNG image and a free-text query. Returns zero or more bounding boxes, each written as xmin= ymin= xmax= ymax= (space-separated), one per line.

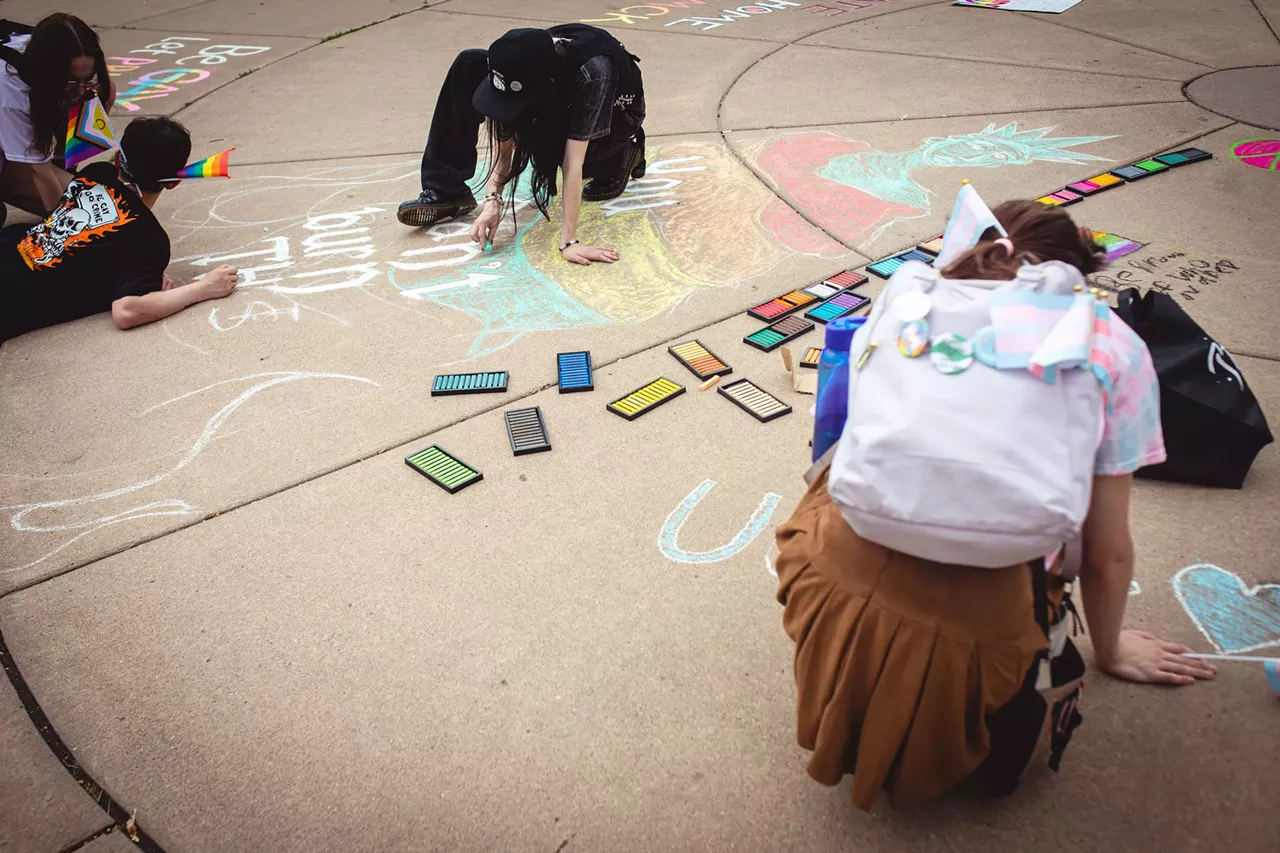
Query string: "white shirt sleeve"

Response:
xmin=0 ymin=42 xmax=50 ymax=165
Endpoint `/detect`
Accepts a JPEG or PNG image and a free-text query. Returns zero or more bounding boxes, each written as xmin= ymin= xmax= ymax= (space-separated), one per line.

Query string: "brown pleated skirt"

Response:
xmin=775 ymin=469 xmax=1048 ymax=811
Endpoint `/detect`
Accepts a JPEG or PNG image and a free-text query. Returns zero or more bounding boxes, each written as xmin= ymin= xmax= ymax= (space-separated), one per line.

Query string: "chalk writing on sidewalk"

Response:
xmin=109 ymin=37 xmax=273 ymax=112
xmin=581 ymin=0 xmax=803 ymax=30
xmin=801 ymin=0 xmax=896 ymax=17
xmin=1091 ymin=254 xmax=1241 ymax=303
xmin=658 ymin=479 xmax=781 ymax=564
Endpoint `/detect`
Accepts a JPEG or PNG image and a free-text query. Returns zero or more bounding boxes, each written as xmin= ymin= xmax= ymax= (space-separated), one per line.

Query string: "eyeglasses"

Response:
xmin=63 ymin=75 xmax=100 ymax=99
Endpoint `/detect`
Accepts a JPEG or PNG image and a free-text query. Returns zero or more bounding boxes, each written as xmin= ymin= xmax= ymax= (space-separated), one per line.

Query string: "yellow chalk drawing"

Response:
xmin=393 ymin=140 xmax=813 ymax=355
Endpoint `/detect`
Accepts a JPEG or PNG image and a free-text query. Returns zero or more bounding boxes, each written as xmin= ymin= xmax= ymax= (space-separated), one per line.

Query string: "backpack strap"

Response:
xmin=0 ymin=21 xmax=32 ymax=77
xmin=0 ymin=43 xmax=25 ymax=77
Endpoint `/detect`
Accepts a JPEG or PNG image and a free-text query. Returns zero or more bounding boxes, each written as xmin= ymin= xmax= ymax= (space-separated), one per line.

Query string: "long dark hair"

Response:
xmin=478 ymin=63 xmax=572 ymax=220
xmin=16 ymin=13 xmax=109 ymax=159
xmin=941 ymin=199 xmax=1106 ymax=281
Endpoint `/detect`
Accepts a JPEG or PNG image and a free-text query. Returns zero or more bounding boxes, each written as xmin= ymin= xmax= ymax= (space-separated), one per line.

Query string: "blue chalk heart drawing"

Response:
xmin=1171 ymin=563 xmax=1280 ymax=655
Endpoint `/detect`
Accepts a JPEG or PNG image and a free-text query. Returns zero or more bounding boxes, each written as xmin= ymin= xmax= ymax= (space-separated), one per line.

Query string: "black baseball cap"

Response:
xmin=472 ymin=28 xmax=557 ymax=123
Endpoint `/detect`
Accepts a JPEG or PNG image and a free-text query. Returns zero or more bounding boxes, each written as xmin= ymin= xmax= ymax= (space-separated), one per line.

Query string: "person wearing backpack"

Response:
xmin=774 ymin=200 xmax=1216 ymax=811
xmin=395 ymin=25 xmax=645 ymax=266
xmin=0 ymin=13 xmax=113 ymax=221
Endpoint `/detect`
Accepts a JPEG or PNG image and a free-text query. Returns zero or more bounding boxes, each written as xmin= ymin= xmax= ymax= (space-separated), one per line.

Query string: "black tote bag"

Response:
xmin=1114 ymin=288 xmax=1273 ymax=488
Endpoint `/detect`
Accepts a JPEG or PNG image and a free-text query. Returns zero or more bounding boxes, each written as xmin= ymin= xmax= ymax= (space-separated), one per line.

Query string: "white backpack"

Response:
xmin=826 ymin=260 xmax=1106 ymax=569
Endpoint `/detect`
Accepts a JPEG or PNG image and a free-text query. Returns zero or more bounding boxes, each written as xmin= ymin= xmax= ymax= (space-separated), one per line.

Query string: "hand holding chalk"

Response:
xmin=470 ymin=205 xmax=501 ymax=249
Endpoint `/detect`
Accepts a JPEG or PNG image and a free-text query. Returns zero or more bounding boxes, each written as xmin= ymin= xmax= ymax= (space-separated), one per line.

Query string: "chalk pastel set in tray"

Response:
xmin=1038 ymin=146 xmax=1212 ymax=206
xmin=409 ymin=262 xmax=887 ymax=493
xmin=861 ymin=147 xmax=1212 ymax=282
xmin=915 ymin=236 xmax=944 ymax=256
xmin=805 ymin=290 xmax=871 ymax=324
xmin=747 ymin=270 xmax=868 ymax=321
xmin=867 ymin=248 xmax=935 ymax=279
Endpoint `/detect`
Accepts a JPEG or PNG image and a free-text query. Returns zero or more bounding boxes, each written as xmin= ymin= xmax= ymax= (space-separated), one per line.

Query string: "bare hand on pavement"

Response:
xmin=562 ymin=244 xmax=619 ymax=265
xmin=1101 ymin=630 xmax=1217 ymax=686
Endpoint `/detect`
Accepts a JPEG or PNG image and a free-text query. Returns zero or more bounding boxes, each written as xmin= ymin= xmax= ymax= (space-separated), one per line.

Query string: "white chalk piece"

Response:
xmin=1182 ymin=654 xmax=1280 ymax=695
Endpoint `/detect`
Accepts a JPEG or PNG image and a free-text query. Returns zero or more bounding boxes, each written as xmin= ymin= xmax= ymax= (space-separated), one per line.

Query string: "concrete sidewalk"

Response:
xmin=2 ymin=0 xmax=1277 ymax=850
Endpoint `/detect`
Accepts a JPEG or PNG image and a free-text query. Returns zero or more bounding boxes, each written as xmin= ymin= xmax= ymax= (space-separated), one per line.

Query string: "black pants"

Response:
xmin=419 ymin=49 xmax=644 ymax=196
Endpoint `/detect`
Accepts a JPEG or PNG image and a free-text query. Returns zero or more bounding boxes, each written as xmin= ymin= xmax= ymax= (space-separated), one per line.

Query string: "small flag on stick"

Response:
xmin=169 ymin=147 xmax=234 ymax=180
xmin=933 ymin=181 xmax=1007 ymax=269
xmin=64 ymin=96 xmax=118 ymax=169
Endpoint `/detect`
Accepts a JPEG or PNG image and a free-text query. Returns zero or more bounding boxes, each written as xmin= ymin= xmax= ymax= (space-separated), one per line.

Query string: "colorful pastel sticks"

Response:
xmin=1066 ymin=172 xmax=1124 ymax=196
xmin=718 ymin=378 xmax=792 ymax=423
xmin=744 ymin=315 xmax=814 ymax=352
xmin=916 ymin=236 xmax=944 ymax=256
xmin=669 ymin=340 xmax=733 ymax=379
xmin=806 ymin=291 xmax=870 ymax=324
xmin=1036 ymin=188 xmax=1083 ymax=206
xmin=557 ymin=351 xmax=594 ymax=393
xmin=405 ymin=445 xmax=483 ymax=493
xmin=607 ymin=377 xmax=686 ymax=420
xmin=868 ymin=249 xmax=933 ymax=279
xmin=432 ymin=371 xmax=508 ymax=396
xmin=747 ymin=289 xmax=817 ymax=321
xmin=1038 ymin=145 xmax=1212 ymax=203
xmin=505 ymin=406 xmax=551 ymax=455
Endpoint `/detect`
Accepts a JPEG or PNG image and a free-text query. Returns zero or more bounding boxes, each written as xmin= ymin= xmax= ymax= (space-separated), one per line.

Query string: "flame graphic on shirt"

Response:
xmin=18 ymin=182 xmax=137 ymax=271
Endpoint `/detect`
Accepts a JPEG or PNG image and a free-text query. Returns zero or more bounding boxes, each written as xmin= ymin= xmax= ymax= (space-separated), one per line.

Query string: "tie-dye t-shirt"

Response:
xmin=1094 ymin=316 xmax=1166 ymax=475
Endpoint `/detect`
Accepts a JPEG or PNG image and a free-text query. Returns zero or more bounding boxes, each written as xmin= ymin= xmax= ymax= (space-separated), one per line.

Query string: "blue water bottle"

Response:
xmin=812 ymin=316 xmax=865 ymax=461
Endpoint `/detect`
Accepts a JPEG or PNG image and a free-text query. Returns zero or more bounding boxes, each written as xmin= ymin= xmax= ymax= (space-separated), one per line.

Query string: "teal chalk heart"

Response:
xmin=1172 ymin=564 xmax=1280 ymax=655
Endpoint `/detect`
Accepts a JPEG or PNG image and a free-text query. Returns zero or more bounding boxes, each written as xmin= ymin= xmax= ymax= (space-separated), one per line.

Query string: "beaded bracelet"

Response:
xmin=559 ymin=239 xmax=580 ymax=253
xmin=481 ymin=192 xmax=503 ymax=205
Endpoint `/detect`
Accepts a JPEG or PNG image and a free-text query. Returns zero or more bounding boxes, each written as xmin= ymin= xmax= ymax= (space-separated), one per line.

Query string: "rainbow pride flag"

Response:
xmin=172 ymin=147 xmax=234 ymax=180
xmin=64 ymin=96 xmax=118 ymax=169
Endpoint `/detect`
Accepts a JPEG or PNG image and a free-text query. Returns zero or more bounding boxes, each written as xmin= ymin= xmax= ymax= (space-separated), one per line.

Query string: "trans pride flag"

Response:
xmin=64 ymin=97 xmax=117 ymax=169
xmin=933 ymin=182 xmax=1007 ymax=269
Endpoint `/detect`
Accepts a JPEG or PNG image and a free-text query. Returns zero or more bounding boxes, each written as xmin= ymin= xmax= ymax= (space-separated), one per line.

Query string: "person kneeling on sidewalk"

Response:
xmin=775 ymin=201 xmax=1216 ymax=811
xmin=396 ymin=24 xmax=645 ymax=266
xmin=0 ymin=116 xmax=238 ymax=343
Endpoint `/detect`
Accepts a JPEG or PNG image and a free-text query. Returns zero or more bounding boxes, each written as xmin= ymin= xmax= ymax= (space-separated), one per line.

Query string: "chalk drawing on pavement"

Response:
xmin=1 ymin=371 xmax=377 ymax=576
xmin=1171 ymin=563 xmax=1280 ymax=655
xmin=659 ymin=479 xmax=782 ymax=564
xmin=746 ymin=122 xmax=1116 ymax=250
xmin=166 ymin=142 xmax=839 ymax=359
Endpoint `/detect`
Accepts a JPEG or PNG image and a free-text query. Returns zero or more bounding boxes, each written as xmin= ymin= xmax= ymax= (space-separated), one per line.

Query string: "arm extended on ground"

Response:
xmin=1079 ymin=474 xmax=1215 ymax=685
xmin=558 ymin=138 xmax=618 ymax=265
xmin=111 ymin=265 xmax=238 ymax=330
xmin=470 ymin=138 xmax=515 ymax=247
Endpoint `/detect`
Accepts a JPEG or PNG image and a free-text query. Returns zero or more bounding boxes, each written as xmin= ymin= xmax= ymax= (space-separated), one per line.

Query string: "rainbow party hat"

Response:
xmin=169 ymin=147 xmax=235 ymax=180
xmin=64 ymin=96 xmax=118 ymax=169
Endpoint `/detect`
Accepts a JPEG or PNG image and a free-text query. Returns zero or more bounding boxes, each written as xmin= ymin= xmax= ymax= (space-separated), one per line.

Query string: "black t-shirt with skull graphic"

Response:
xmin=1 ymin=162 xmax=169 ymax=342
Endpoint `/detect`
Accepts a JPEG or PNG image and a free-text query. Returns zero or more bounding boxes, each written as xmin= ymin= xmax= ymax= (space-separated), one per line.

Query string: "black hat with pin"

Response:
xmin=472 ymin=28 xmax=558 ymax=123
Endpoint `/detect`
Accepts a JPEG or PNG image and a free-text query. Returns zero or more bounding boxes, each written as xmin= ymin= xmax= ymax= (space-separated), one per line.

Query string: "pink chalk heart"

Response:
xmin=1239 ymin=155 xmax=1277 ymax=170
xmin=1172 ymin=564 xmax=1280 ymax=655
xmin=1232 ymin=138 xmax=1280 ymax=171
